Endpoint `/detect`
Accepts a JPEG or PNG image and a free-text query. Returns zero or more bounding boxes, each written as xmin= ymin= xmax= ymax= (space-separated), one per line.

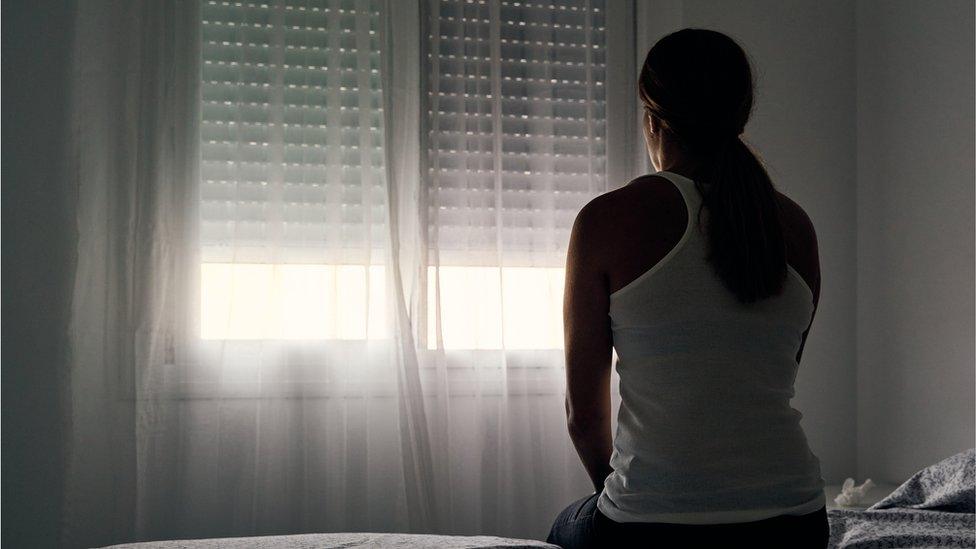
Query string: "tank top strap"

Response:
xmin=653 ymin=170 xmax=704 ymax=228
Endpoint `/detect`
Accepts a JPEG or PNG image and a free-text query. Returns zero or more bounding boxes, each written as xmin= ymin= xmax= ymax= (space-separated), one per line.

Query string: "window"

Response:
xmin=198 ymin=0 xmax=608 ymax=348
xmin=424 ymin=0 xmax=607 ymax=350
xmin=199 ymin=0 xmax=388 ymax=340
xmin=426 ymin=0 xmax=607 ymax=265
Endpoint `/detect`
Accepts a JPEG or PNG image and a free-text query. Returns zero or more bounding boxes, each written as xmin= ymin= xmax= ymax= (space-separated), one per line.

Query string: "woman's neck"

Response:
xmin=654 ymin=137 xmax=703 ymax=180
xmin=657 ymin=154 xmax=708 ymax=182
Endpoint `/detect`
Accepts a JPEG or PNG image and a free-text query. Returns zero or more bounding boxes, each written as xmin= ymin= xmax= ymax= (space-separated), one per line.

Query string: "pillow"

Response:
xmin=869 ymin=448 xmax=975 ymax=513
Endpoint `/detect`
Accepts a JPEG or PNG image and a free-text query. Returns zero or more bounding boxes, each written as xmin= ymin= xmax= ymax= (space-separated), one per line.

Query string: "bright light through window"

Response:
xmin=426 ymin=267 xmax=565 ymax=350
xmin=201 ymin=264 xmax=565 ymax=349
xmin=201 ymin=264 xmax=387 ymax=341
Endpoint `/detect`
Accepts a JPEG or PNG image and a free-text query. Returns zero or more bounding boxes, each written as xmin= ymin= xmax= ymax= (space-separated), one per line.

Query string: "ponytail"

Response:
xmin=639 ymin=28 xmax=788 ymax=304
xmin=694 ymin=136 xmax=786 ymax=304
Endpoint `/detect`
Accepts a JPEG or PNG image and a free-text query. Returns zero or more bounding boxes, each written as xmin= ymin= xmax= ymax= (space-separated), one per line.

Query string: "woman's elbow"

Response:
xmin=567 ymin=413 xmax=607 ymax=439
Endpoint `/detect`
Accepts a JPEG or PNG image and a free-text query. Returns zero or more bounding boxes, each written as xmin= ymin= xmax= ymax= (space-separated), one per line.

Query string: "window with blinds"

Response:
xmin=425 ymin=0 xmax=607 ymax=267
xmin=423 ymin=0 xmax=607 ymax=349
xmin=200 ymin=0 xmax=385 ymax=265
xmin=196 ymin=0 xmax=610 ymax=347
xmin=199 ymin=0 xmax=387 ymax=340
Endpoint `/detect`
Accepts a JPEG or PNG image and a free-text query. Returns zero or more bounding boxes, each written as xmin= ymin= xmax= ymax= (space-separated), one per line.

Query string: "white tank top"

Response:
xmin=596 ymin=170 xmax=826 ymax=525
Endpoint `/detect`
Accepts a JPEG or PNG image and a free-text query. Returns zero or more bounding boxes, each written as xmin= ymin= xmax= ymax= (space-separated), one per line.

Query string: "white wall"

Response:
xmin=646 ymin=0 xmax=861 ymax=483
xmin=2 ymin=1 xmax=77 ymax=547
xmin=856 ymin=0 xmax=976 ymax=483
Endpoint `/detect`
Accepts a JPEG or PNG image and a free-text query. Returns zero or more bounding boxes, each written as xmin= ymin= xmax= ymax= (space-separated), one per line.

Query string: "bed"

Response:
xmin=101 ymin=450 xmax=975 ymax=549
xmin=827 ymin=449 xmax=975 ymax=548
xmin=101 ymin=534 xmax=559 ymax=549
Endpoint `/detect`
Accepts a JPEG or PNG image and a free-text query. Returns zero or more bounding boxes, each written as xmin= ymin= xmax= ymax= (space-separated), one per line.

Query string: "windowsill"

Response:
xmin=145 ymin=343 xmax=568 ymax=400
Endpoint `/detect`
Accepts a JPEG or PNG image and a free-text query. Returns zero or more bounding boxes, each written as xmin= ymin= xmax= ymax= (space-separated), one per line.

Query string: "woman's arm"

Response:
xmin=780 ymin=194 xmax=821 ymax=365
xmin=563 ymin=201 xmax=614 ymax=493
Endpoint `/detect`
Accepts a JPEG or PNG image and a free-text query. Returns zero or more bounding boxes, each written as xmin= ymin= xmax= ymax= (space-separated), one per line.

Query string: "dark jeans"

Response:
xmin=546 ymin=493 xmax=829 ymax=549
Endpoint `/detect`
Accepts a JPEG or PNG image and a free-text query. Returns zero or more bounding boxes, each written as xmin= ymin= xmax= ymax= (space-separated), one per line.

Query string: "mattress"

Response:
xmin=100 ymin=533 xmax=560 ymax=549
xmin=105 ymin=450 xmax=976 ymax=548
xmin=827 ymin=449 xmax=975 ymax=548
xmin=827 ymin=507 xmax=975 ymax=548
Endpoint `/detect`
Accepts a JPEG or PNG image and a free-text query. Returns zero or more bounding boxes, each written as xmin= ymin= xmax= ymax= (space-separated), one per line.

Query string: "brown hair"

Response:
xmin=639 ymin=28 xmax=786 ymax=303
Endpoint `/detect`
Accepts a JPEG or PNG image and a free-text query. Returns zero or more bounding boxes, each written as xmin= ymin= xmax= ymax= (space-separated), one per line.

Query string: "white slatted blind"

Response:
xmin=426 ymin=0 xmax=607 ymax=266
xmin=198 ymin=0 xmax=615 ymax=344
xmin=200 ymin=0 xmax=386 ymax=264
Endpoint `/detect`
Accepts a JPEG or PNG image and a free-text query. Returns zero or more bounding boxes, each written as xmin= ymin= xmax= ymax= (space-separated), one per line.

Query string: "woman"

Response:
xmin=547 ymin=29 xmax=828 ymax=548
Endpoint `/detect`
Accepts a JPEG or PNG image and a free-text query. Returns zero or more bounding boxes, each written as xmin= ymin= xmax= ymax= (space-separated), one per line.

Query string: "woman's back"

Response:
xmin=599 ymin=172 xmax=820 ymax=305
xmin=593 ymin=170 xmax=825 ymax=524
xmin=550 ymin=27 xmax=829 ymax=549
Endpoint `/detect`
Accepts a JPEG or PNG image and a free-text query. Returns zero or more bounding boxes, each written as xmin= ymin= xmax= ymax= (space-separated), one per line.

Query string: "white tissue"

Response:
xmin=834 ymin=478 xmax=875 ymax=506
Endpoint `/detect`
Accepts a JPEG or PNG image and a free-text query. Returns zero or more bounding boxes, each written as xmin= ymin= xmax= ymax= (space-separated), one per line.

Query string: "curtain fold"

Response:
xmin=379 ymin=0 xmax=438 ymax=531
xmin=65 ymin=1 xmax=201 ymax=546
xmin=65 ymin=1 xmax=634 ymax=546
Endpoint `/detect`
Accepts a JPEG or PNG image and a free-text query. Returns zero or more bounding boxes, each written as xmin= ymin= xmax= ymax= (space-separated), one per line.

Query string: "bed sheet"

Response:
xmin=101 ymin=533 xmax=560 ymax=549
xmin=828 ymin=507 xmax=975 ymax=548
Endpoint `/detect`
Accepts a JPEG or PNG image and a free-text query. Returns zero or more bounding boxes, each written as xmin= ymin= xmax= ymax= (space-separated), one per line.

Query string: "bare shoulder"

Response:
xmin=569 ymin=175 xmax=680 ymax=276
xmin=775 ymin=191 xmax=820 ymax=299
xmin=571 ymin=175 xmax=676 ymax=242
xmin=579 ymin=175 xmax=677 ymax=217
xmin=775 ymin=191 xmax=818 ymax=250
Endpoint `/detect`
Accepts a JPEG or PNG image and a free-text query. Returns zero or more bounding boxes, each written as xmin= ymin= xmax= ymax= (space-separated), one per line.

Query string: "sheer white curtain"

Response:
xmin=417 ymin=0 xmax=624 ymax=537
xmin=65 ymin=1 xmax=202 ymax=545
xmin=65 ymin=0 xmax=637 ymax=546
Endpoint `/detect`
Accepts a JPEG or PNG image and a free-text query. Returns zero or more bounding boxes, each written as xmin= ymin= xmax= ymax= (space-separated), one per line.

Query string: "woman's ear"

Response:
xmin=647 ymin=113 xmax=660 ymax=136
xmin=642 ymin=110 xmax=660 ymax=171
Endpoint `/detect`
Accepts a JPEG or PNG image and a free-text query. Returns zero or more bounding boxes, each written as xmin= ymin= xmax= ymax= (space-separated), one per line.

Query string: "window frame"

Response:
xmin=189 ymin=0 xmax=640 ymax=353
